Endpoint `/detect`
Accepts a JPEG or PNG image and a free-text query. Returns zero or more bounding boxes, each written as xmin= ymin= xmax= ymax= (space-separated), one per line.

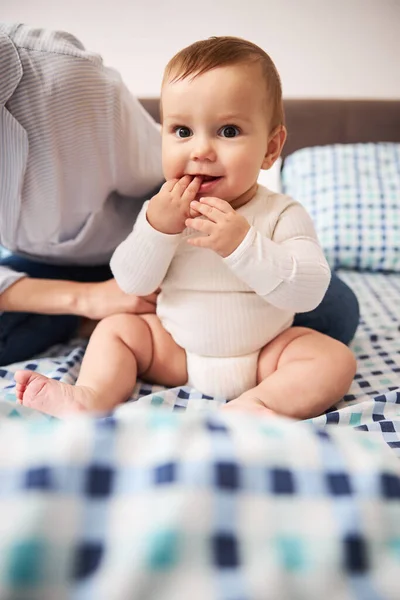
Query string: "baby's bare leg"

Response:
xmin=74 ymin=313 xmax=156 ymax=409
xmin=15 ymin=314 xmax=153 ymax=416
xmin=137 ymin=314 xmax=188 ymax=387
xmin=15 ymin=313 xmax=187 ymax=417
xmin=222 ymin=327 xmax=357 ymax=419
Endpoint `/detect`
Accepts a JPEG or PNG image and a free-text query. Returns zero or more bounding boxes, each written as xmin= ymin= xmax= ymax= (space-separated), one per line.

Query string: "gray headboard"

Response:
xmin=139 ymin=98 xmax=400 ymax=159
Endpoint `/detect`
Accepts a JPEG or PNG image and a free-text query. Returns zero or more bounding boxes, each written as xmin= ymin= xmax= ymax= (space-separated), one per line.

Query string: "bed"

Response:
xmin=0 ymin=99 xmax=399 ymax=599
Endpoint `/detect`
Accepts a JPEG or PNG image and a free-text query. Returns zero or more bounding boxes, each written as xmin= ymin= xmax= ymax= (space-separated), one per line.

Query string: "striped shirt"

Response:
xmin=0 ymin=23 xmax=163 ymax=294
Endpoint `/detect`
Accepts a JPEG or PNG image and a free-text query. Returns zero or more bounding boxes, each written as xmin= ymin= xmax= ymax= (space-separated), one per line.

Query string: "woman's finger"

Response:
xmin=134 ymin=297 xmax=158 ymax=314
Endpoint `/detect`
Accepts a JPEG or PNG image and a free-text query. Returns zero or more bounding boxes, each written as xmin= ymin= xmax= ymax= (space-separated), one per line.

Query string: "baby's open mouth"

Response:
xmin=197 ymin=176 xmax=222 ymax=193
xmin=195 ymin=175 xmax=221 ymax=182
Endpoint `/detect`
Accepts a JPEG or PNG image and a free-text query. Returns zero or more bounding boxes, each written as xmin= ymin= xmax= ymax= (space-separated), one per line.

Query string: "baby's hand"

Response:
xmin=185 ymin=197 xmax=250 ymax=258
xmin=147 ymin=175 xmax=202 ymax=234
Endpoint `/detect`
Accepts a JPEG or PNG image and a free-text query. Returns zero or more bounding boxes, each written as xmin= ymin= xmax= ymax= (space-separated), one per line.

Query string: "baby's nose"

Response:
xmin=190 ymin=137 xmax=216 ymax=161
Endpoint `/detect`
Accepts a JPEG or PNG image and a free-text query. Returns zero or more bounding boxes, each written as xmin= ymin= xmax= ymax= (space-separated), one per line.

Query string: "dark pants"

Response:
xmin=0 ymin=256 xmax=360 ymax=366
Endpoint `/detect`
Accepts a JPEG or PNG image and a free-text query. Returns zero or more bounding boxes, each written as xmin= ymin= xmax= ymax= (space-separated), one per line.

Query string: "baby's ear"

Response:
xmin=261 ymin=125 xmax=287 ymax=169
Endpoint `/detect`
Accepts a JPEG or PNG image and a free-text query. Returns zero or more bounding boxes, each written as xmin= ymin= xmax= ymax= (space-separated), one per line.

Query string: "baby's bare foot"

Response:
xmin=221 ymin=395 xmax=277 ymax=416
xmin=14 ymin=370 xmax=94 ymax=418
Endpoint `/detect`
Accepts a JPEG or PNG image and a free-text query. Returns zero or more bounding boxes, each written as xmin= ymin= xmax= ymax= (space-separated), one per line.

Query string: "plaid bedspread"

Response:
xmin=0 ymin=270 xmax=399 ymax=599
xmin=0 ymin=406 xmax=399 ymax=600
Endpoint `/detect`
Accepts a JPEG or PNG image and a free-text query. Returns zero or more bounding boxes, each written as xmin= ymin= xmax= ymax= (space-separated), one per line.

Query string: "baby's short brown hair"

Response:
xmin=162 ymin=36 xmax=285 ymax=129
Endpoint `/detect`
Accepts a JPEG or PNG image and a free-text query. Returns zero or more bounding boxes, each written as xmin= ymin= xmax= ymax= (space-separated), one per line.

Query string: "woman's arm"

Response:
xmin=0 ymin=277 xmax=158 ymax=319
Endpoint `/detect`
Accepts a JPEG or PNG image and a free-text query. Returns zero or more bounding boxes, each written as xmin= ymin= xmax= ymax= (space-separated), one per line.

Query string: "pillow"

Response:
xmin=257 ymin=157 xmax=282 ymax=193
xmin=282 ymin=143 xmax=400 ymax=272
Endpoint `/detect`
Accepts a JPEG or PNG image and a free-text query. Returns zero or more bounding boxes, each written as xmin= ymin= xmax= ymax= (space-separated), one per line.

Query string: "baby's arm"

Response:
xmin=223 ymin=202 xmax=331 ymax=313
xmin=111 ymin=176 xmax=201 ymax=295
xmin=110 ymin=201 xmax=181 ymax=296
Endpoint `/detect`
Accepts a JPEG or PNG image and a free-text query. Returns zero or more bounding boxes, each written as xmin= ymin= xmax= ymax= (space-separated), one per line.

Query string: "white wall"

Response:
xmin=2 ymin=0 xmax=399 ymax=99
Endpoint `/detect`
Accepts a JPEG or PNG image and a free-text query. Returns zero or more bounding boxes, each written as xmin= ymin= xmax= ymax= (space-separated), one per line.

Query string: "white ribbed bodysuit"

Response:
xmin=111 ymin=185 xmax=331 ymax=398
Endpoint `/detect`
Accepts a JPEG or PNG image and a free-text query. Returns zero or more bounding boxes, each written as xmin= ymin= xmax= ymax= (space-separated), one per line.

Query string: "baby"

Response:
xmin=15 ymin=36 xmax=356 ymax=418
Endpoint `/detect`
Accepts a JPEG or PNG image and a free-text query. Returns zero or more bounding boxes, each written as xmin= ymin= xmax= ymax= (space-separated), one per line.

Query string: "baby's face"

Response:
xmin=161 ymin=63 xmax=272 ymax=208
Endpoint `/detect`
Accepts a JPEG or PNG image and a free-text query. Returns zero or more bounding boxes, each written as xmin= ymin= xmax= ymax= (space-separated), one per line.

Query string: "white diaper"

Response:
xmin=186 ymin=351 xmax=259 ymax=400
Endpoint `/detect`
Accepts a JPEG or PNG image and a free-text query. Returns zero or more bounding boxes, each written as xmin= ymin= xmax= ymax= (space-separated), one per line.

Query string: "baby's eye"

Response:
xmin=219 ymin=125 xmax=240 ymax=138
xmin=174 ymin=126 xmax=192 ymax=138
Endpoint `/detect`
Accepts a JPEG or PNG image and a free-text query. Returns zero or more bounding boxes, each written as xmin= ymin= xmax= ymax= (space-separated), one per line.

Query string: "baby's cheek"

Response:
xmin=162 ymin=159 xmax=175 ymax=181
xmin=162 ymin=147 xmax=185 ymax=180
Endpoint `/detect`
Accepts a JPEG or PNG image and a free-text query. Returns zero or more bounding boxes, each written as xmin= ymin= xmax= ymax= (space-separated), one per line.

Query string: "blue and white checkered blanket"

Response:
xmin=0 ymin=269 xmax=399 ymax=598
xmin=0 ymin=407 xmax=399 ymax=599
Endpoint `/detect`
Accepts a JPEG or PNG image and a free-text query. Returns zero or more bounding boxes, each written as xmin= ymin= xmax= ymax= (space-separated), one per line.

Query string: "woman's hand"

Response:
xmin=78 ymin=279 xmax=159 ymax=320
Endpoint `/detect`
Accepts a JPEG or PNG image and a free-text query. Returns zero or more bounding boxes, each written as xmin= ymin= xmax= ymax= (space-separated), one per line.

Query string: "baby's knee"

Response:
xmin=94 ymin=313 xmax=146 ymax=339
xmin=342 ymin=345 xmax=357 ymax=379
xmin=332 ymin=339 xmax=356 ymax=370
xmin=327 ymin=339 xmax=357 ymax=392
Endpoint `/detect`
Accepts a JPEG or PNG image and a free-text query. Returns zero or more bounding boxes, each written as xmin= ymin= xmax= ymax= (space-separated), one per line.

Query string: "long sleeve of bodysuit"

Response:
xmin=223 ymin=201 xmax=331 ymax=313
xmin=110 ymin=201 xmax=181 ymax=296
